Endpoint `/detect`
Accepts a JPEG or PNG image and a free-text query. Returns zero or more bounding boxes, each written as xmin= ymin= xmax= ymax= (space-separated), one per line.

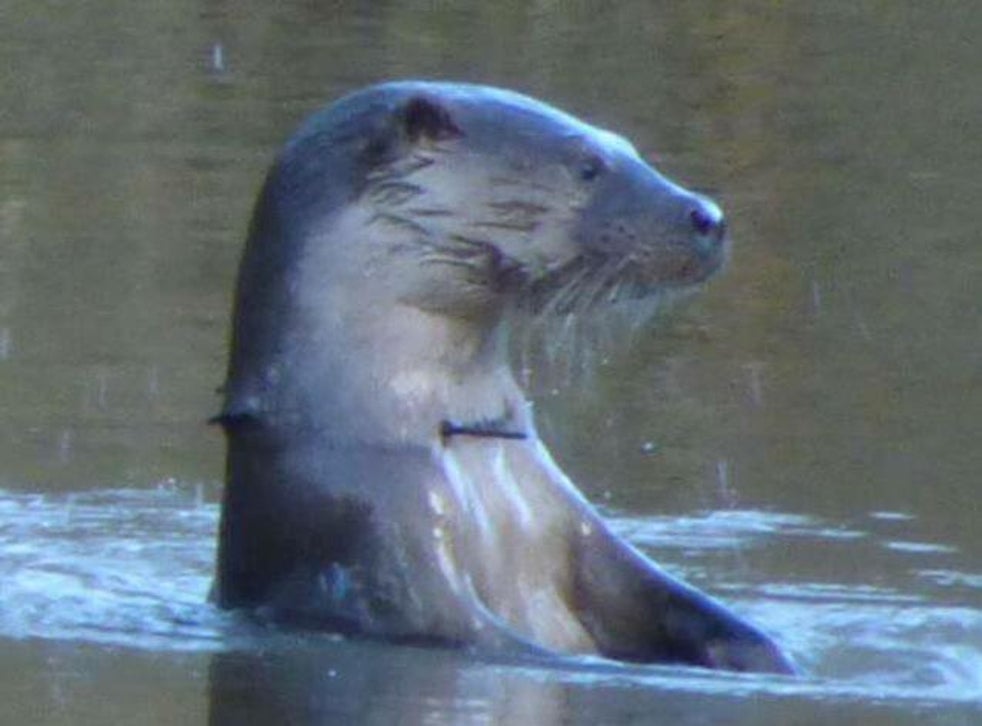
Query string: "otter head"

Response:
xmin=323 ymin=82 xmax=729 ymax=319
xmin=225 ymin=83 xmax=729 ymax=432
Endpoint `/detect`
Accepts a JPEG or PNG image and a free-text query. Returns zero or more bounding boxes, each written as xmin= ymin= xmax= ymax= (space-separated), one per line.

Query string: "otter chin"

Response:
xmin=211 ymin=81 xmax=795 ymax=674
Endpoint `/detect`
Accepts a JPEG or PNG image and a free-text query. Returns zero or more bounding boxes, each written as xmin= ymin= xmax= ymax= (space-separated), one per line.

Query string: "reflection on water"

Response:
xmin=3 ymin=0 xmax=982 ymax=722
xmin=1 ymin=485 xmax=979 ymax=723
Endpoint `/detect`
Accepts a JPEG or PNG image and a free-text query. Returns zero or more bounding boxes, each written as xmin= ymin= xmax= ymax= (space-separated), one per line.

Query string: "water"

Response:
xmin=2 ymin=1 xmax=981 ymax=723
xmin=1 ymin=486 xmax=978 ymax=724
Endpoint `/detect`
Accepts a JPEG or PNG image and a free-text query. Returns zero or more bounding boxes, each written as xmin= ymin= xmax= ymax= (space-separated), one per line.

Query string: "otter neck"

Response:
xmin=304 ymin=290 xmax=524 ymax=445
xmin=225 ymin=200 xmax=531 ymax=445
xmin=226 ymin=254 xmax=526 ymax=448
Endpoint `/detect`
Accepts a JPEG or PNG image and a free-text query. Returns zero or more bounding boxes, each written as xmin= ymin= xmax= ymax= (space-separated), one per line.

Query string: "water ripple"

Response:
xmin=0 ymin=487 xmax=979 ymax=707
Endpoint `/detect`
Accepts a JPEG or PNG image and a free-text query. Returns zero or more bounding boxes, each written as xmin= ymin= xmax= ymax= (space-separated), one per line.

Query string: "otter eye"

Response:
xmin=578 ymin=154 xmax=606 ymax=182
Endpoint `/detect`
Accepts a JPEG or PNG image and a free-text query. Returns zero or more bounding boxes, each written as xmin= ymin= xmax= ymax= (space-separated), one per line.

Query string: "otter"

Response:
xmin=212 ymin=81 xmax=795 ymax=674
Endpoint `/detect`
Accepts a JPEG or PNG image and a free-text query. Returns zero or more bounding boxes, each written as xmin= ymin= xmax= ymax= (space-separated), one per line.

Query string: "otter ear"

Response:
xmin=401 ymin=95 xmax=463 ymax=143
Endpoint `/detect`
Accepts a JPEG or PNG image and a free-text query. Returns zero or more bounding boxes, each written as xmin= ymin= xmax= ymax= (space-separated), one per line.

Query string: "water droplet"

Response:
xmin=57 ymin=429 xmax=74 ymax=464
xmin=211 ymin=43 xmax=225 ymax=72
xmin=716 ymin=458 xmax=737 ymax=507
xmin=147 ymin=365 xmax=160 ymax=398
xmin=810 ymin=279 xmax=822 ymax=315
xmin=743 ymin=362 xmax=764 ymax=408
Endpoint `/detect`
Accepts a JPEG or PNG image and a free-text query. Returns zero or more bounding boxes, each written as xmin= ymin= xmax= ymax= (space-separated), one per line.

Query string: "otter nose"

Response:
xmin=689 ymin=197 xmax=726 ymax=240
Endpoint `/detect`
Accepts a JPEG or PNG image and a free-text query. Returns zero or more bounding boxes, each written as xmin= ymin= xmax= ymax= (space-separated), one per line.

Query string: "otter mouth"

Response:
xmin=521 ymin=250 xmax=723 ymax=315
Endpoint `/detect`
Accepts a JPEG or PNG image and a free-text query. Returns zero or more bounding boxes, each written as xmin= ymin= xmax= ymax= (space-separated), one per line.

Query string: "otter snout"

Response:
xmin=573 ymin=157 xmax=729 ymax=290
xmin=687 ymin=194 xmax=728 ymax=268
xmin=689 ymin=195 xmax=725 ymax=242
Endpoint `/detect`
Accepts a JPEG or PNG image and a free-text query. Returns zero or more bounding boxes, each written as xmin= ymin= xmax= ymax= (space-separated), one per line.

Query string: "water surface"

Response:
xmin=1 ymin=1 xmax=980 ymax=723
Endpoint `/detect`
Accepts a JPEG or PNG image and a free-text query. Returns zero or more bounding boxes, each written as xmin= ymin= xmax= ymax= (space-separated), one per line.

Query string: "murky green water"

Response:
xmin=1 ymin=1 xmax=980 ymax=723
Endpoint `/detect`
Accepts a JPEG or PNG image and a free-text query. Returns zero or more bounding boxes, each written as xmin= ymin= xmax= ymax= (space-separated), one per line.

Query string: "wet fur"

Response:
xmin=213 ymin=81 xmax=794 ymax=673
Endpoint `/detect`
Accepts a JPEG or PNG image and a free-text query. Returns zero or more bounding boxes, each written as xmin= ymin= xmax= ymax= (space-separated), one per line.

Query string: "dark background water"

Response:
xmin=1 ymin=1 xmax=980 ymax=724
